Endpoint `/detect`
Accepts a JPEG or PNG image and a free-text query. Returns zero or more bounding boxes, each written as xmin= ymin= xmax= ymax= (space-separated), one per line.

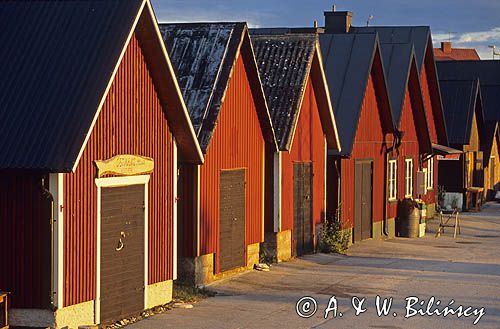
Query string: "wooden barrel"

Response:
xmin=399 ymin=207 xmax=420 ymax=238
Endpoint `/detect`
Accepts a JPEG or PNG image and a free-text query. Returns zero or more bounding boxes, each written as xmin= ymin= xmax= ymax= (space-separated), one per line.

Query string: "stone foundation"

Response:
xmin=372 ymin=221 xmax=382 ymax=239
xmin=179 ymin=244 xmax=262 ymax=286
xmin=10 ymin=300 xmax=95 ymax=329
xmin=386 ymin=217 xmax=396 ymax=238
xmin=246 ymin=242 xmax=260 ymax=269
xmin=261 ymin=230 xmax=292 ymax=263
xmin=178 ymin=253 xmax=215 ymax=286
xmin=146 ymin=280 xmax=173 ymax=309
xmin=10 ymin=281 xmax=172 ymax=328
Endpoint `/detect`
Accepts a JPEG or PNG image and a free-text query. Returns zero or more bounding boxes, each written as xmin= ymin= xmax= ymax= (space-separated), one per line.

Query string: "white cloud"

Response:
xmin=432 ymin=27 xmax=500 ymax=59
xmin=457 ymin=27 xmax=500 ymax=43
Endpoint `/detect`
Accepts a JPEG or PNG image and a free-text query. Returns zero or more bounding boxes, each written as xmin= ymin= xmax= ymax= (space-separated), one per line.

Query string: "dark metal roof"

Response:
xmin=350 ymin=26 xmax=431 ymax=72
xmin=379 ymin=43 xmax=415 ymax=124
xmin=437 ymin=60 xmax=500 ymax=123
xmin=319 ymin=33 xmax=393 ymax=156
xmin=160 ymin=22 xmax=256 ymax=153
xmin=251 ymin=34 xmax=316 ymax=150
xmin=432 ymin=143 xmax=463 ymax=155
xmin=0 ymin=0 xmax=143 ymax=171
xmin=439 ymin=79 xmax=483 ymax=145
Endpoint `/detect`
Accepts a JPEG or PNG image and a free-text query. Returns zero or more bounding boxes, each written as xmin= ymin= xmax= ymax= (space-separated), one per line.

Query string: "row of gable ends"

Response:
xmin=321 ymin=33 xmax=394 ymax=157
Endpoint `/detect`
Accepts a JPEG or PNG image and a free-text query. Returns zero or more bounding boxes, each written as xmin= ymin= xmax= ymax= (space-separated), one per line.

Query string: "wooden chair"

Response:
xmin=435 ymin=208 xmax=461 ymax=238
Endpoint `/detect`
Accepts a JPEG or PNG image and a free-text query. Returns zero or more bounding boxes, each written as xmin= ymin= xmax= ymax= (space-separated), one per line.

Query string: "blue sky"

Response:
xmin=151 ymin=0 xmax=500 ymax=59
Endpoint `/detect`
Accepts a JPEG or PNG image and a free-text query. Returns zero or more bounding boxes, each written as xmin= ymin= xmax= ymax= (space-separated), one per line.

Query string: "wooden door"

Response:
xmin=354 ymin=161 xmax=373 ymax=242
xmin=293 ymin=163 xmax=313 ymax=256
xmin=219 ymin=169 xmax=246 ymax=272
xmin=100 ymin=185 xmax=145 ymax=324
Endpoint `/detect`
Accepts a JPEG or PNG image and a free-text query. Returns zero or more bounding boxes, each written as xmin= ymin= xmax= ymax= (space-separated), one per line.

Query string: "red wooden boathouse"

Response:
xmin=323 ymin=7 xmax=449 ymax=222
xmin=251 ymin=33 xmax=340 ymax=260
xmin=159 ymin=23 xmax=276 ymax=283
xmin=0 ymin=1 xmax=202 ymax=327
xmin=320 ymin=33 xmax=396 ymax=242
xmin=352 ymin=26 xmax=449 ymax=218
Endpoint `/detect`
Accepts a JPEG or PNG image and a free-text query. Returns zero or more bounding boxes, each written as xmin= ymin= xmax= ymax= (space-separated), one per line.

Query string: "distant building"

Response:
xmin=434 ymin=41 xmax=480 ymax=61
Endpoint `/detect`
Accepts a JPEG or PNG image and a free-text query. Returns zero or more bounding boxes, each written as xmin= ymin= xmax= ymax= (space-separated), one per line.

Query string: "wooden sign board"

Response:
xmin=95 ymin=155 xmax=154 ymax=178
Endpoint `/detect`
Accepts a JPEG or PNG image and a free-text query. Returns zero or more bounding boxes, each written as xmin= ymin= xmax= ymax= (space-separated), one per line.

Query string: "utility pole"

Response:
xmin=488 ymin=45 xmax=500 ymax=59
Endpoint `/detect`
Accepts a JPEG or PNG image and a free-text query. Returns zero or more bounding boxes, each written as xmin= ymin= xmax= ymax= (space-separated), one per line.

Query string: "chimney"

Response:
xmin=441 ymin=41 xmax=452 ymax=53
xmin=324 ymin=4 xmax=353 ymax=33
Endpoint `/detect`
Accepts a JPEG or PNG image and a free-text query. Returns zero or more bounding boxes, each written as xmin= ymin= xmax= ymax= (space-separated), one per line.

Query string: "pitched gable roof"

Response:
xmin=350 ymin=26 xmax=431 ymax=71
xmin=0 ymin=0 xmax=203 ymax=171
xmin=319 ymin=33 xmax=394 ymax=156
xmin=351 ymin=25 xmax=448 ymax=146
xmin=439 ymin=78 xmax=484 ymax=146
xmin=437 ymin=60 xmax=500 ymax=123
xmin=159 ymin=22 xmax=276 ymax=153
xmin=251 ymin=33 xmax=339 ymax=151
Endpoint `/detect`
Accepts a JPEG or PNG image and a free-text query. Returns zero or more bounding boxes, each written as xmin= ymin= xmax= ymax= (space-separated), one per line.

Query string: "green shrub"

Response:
xmin=319 ymin=206 xmax=350 ymax=254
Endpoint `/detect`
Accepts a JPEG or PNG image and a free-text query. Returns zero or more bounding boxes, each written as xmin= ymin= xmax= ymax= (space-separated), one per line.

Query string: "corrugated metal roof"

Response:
xmin=251 ymin=34 xmax=316 ymax=150
xmin=439 ymin=79 xmax=482 ymax=145
xmin=159 ymin=22 xmax=247 ymax=152
xmin=0 ymin=0 xmax=143 ymax=171
xmin=437 ymin=60 xmax=500 ymax=123
xmin=380 ymin=43 xmax=415 ymax=124
xmin=319 ymin=33 xmax=391 ymax=156
xmin=350 ymin=26 xmax=431 ymax=72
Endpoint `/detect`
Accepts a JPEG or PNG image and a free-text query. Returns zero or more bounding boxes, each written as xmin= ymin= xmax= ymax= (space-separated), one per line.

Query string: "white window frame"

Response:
xmin=405 ymin=158 xmax=413 ymax=197
xmin=388 ymin=159 xmax=398 ymax=201
xmin=426 ymin=157 xmax=434 ymax=190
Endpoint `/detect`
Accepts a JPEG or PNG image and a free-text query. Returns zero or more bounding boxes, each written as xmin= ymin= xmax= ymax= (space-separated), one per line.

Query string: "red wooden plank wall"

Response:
xmin=340 ymin=73 xmax=392 ymax=229
xmin=63 ymin=34 xmax=175 ymax=307
xmin=178 ymin=162 xmax=196 ymax=258
xmin=198 ymin=54 xmax=266 ymax=272
xmin=0 ymin=172 xmax=51 ymax=308
xmin=387 ymin=87 xmax=421 ymax=219
xmin=281 ymin=76 xmax=326 ymax=233
xmin=420 ymin=61 xmax=440 ymax=205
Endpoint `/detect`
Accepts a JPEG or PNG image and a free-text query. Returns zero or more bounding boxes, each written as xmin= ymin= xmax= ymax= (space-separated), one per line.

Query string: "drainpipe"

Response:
xmin=41 ymin=177 xmax=55 ymax=310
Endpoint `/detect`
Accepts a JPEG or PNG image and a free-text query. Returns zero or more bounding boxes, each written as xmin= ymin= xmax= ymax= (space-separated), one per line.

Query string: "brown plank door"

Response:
xmin=219 ymin=169 xmax=246 ymax=272
xmin=354 ymin=160 xmax=373 ymax=242
xmin=293 ymin=162 xmax=313 ymax=256
xmin=100 ymin=184 xmax=145 ymax=324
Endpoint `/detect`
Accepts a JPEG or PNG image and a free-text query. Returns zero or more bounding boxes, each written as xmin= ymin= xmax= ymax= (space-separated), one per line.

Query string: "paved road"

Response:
xmin=129 ymin=203 xmax=500 ymax=329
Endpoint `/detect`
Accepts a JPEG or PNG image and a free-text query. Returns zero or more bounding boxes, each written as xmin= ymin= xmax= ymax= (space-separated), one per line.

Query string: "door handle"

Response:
xmin=233 ymin=217 xmax=238 ymax=221
xmin=116 ymin=231 xmax=125 ymax=251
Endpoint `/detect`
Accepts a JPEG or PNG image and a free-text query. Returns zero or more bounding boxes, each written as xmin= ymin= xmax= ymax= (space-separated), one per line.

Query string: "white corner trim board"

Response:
xmin=173 ymin=141 xmax=178 ymax=280
xmin=49 ymin=173 xmax=64 ymax=309
xmin=273 ymin=152 xmax=282 ymax=232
